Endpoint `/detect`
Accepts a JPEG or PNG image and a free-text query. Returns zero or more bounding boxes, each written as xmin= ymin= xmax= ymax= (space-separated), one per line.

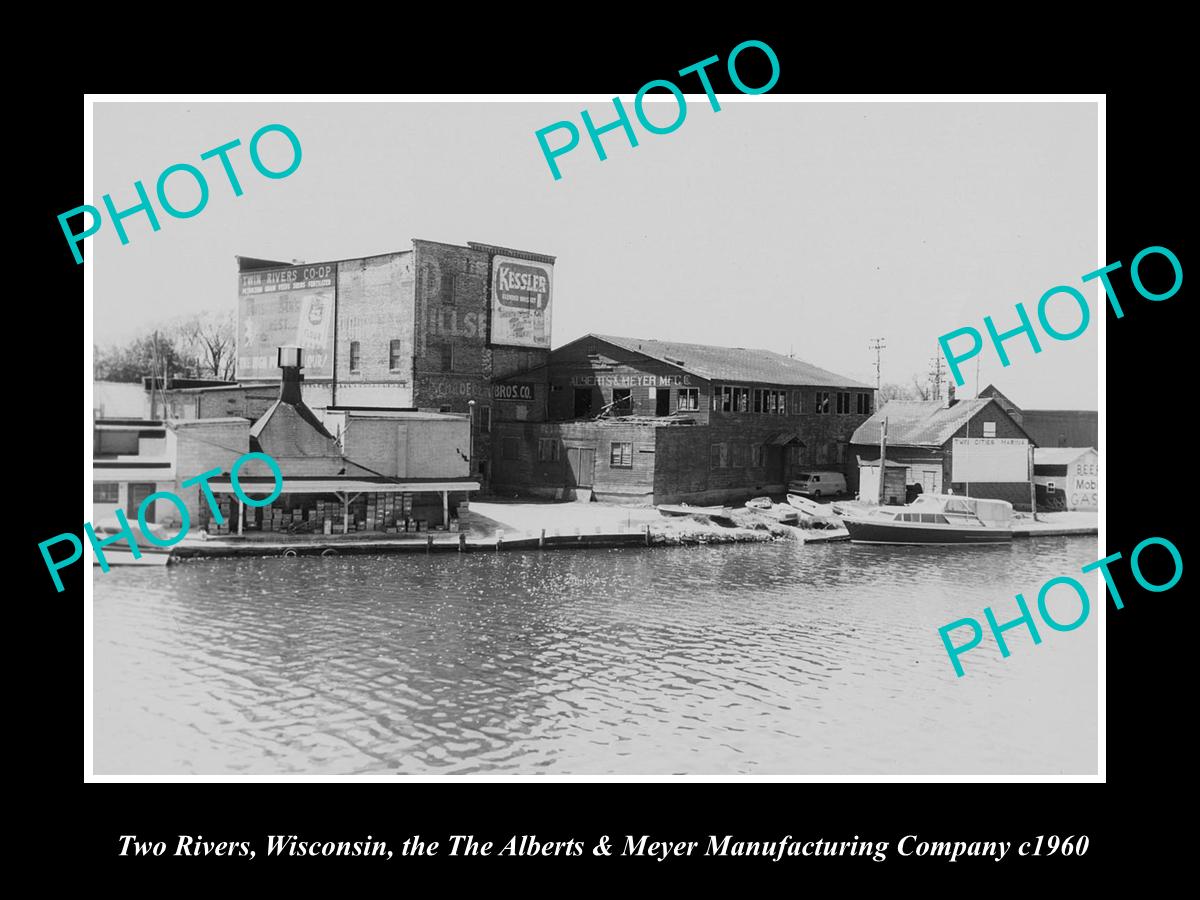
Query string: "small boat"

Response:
xmin=657 ymin=504 xmax=737 ymax=526
xmin=786 ymin=494 xmax=843 ymax=527
xmin=744 ymin=497 xmax=800 ymax=523
xmin=841 ymin=494 xmax=1013 ymax=545
xmin=90 ymin=517 xmax=176 ymax=566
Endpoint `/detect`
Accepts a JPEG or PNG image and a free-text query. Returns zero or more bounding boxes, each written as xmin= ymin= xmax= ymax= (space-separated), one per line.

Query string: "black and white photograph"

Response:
xmin=80 ymin=95 xmax=1103 ymax=778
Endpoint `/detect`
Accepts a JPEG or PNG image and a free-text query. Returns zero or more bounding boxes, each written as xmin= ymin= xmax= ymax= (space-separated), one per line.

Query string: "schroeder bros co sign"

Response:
xmin=493 ymin=383 xmax=534 ymax=401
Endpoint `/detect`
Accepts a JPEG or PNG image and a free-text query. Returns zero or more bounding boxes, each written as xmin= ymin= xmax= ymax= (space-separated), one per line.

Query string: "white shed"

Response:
xmin=1033 ymin=447 xmax=1098 ymax=511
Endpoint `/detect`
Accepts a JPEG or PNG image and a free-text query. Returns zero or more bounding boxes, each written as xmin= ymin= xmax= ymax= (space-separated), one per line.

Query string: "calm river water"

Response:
xmin=93 ymin=537 xmax=1098 ymax=775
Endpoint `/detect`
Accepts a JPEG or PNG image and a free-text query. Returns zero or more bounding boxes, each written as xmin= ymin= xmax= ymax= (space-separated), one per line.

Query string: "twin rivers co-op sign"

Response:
xmin=491 ymin=255 xmax=552 ymax=349
xmin=238 ymin=263 xmax=337 ymax=380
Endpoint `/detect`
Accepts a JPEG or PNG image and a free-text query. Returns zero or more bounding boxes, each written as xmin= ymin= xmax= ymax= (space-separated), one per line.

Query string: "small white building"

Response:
xmin=1033 ymin=447 xmax=1098 ymax=511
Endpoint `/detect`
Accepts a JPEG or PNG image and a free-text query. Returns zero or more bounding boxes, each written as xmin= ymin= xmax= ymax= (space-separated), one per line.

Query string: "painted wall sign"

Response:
xmin=490 ymin=255 xmax=552 ymax=348
xmin=238 ymin=263 xmax=337 ymax=380
xmin=419 ymin=377 xmax=487 ymax=400
xmin=569 ymin=374 xmax=692 ymax=387
xmin=493 ymin=383 xmax=535 ymax=401
xmin=951 ymin=437 xmax=1029 ymax=483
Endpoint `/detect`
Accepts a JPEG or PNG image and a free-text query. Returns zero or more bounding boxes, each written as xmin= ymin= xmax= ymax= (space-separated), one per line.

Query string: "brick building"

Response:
xmin=850 ymin=396 xmax=1037 ymax=509
xmin=491 ymin=334 xmax=873 ymax=505
xmin=978 ymin=384 xmax=1098 ymax=450
xmin=225 ymin=238 xmax=555 ymax=489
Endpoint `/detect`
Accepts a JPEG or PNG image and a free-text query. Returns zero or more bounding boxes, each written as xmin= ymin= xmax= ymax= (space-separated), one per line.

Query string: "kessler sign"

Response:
xmin=491 ymin=255 xmax=552 ymax=348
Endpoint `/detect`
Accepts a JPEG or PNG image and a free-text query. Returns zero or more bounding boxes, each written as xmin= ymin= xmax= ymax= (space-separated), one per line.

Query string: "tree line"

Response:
xmin=94 ymin=311 xmax=236 ymax=383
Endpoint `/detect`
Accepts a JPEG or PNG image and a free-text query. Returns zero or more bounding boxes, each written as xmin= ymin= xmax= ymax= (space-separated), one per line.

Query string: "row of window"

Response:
xmin=528 ymin=439 xmax=637 ymax=469
xmin=711 ymin=387 xmax=872 ymax=416
xmin=512 ymin=438 xmax=846 ymax=470
xmin=347 ymin=341 xmax=470 ymax=374
xmin=349 ymin=339 xmax=406 ymax=373
xmin=709 ymin=442 xmax=847 ymax=469
xmin=710 ymin=443 xmax=769 ymax=469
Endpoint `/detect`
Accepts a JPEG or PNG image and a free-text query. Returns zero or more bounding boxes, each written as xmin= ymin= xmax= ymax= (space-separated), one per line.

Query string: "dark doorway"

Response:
xmin=656 ymin=389 xmax=671 ymax=416
xmin=127 ymin=482 xmax=156 ymax=522
xmin=566 ymin=447 xmax=596 ymax=488
xmin=574 ymin=388 xmax=593 ymax=418
xmin=612 ymin=388 xmax=632 ymax=415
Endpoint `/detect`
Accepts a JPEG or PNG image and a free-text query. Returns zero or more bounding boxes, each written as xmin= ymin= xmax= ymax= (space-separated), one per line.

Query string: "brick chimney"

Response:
xmin=277 ymin=345 xmax=304 ymax=405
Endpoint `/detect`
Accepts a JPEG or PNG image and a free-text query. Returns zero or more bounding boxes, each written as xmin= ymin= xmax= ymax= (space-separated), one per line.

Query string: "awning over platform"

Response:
xmin=766 ymin=432 xmax=804 ymax=446
xmin=208 ymin=479 xmax=481 ymax=494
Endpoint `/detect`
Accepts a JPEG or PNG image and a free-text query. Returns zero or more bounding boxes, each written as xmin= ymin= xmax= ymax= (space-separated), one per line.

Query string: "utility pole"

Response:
xmin=928 ymin=353 xmax=946 ymax=402
xmin=877 ymin=416 xmax=888 ymax=506
xmin=868 ymin=337 xmax=886 ymax=391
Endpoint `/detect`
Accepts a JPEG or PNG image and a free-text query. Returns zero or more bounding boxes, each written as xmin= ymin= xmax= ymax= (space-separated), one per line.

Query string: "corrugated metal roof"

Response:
xmin=1034 ymin=447 xmax=1097 ymax=465
xmin=850 ymin=398 xmax=1010 ymax=447
xmin=1020 ymin=410 xmax=1098 ymax=450
xmin=586 ymin=334 xmax=870 ymax=388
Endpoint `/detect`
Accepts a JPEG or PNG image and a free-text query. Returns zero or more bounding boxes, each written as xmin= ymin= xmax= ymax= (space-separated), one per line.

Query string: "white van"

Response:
xmin=789 ymin=471 xmax=847 ymax=499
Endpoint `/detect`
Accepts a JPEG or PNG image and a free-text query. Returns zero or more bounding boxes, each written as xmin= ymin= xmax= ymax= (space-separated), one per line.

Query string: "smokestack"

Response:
xmin=947 ymin=381 xmax=957 ymax=408
xmin=277 ymin=345 xmax=304 ymax=405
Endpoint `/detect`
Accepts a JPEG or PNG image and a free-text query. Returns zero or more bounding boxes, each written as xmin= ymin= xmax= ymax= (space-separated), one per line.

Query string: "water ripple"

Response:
xmin=94 ymin=537 xmax=1098 ymax=774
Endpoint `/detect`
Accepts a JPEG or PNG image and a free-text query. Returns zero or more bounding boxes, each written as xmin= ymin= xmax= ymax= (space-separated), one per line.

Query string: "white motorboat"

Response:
xmin=786 ymin=494 xmax=843 ymax=528
xmin=90 ymin=517 xmax=176 ymax=566
xmin=841 ymin=494 xmax=1013 ymax=545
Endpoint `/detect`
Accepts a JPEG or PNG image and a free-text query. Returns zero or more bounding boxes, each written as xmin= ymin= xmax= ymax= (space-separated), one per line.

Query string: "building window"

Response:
xmin=610 ymin=441 xmax=633 ymax=468
xmin=836 ymin=391 xmax=851 ymax=414
xmin=94 ymin=482 xmax=119 ymax=503
xmin=441 ymin=273 xmax=457 ymax=304
xmin=501 ymin=437 xmax=520 ymax=460
xmin=857 ymin=392 xmax=873 ymax=415
xmin=715 ymin=385 xmax=733 ymax=412
xmin=792 ymin=391 xmax=803 ymax=415
xmin=753 ymin=444 xmax=766 ymax=467
xmin=611 ymin=388 xmax=632 ymax=415
xmin=982 ymin=421 xmax=997 ymax=437
xmin=730 ymin=442 xmax=748 ymax=468
xmin=441 ymin=344 xmax=454 ymax=372
xmin=678 ymin=388 xmax=699 ymax=411
xmin=815 ymin=391 xmax=830 ymax=414
xmin=349 ymin=341 xmax=361 ymax=372
xmin=787 ymin=444 xmax=802 ymax=466
xmin=389 ymin=339 xmax=403 ymax=371
xmin=480 ymin=406 xmax=491 ymax=434
xmin=733 ymin=387 xmax=749 ymax=412
xmin=538 ymin=438 xmax=560 ymax=462
xmin=836 ymin=441 xmax=847 ymax=464
xmin=710 ymin=442 xmax=728 ymax=468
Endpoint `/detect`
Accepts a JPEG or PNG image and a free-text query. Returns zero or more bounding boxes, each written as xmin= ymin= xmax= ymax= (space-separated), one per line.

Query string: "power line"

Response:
xmin=928 ymin=353 xmax=946 ymax=401
xmin=868 ymin=337 xmax=886 ymax=391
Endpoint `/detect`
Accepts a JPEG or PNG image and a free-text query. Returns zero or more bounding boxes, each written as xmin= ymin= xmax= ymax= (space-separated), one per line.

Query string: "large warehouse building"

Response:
xmin=490 ymin=334 xmax=874 ymax=505
xmin=161 ymin=238 xmax=556 ymax=492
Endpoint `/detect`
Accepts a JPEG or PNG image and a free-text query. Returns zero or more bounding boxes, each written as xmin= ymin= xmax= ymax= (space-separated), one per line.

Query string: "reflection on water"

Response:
xmin=93 ymin=538 xmax=1098 ymax=774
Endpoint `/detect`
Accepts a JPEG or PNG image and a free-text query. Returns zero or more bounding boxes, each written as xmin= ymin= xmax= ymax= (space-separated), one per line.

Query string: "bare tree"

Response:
xmin=175 ymin=310 xmax=236 ymax=381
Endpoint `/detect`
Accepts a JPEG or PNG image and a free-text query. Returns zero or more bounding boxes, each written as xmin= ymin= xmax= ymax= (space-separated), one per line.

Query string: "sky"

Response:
xmin=92 ymin=100 xmax=1098 ymax=408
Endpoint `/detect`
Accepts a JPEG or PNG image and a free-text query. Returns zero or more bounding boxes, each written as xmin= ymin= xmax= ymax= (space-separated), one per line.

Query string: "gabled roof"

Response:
xmin=575 ymin=334 xmax=870 ymax=389
xmin=1034 ymin=447 xmax=1097 ymax=465
xmin=850 ymin=398 xmax=1031 ymax=447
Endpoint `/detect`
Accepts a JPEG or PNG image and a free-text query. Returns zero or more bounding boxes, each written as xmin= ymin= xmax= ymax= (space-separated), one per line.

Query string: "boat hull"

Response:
xmin=842 ymin=516 xmax=1011 ymax=545
xmin=92 ymin=547 xmax=173 ymax=566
